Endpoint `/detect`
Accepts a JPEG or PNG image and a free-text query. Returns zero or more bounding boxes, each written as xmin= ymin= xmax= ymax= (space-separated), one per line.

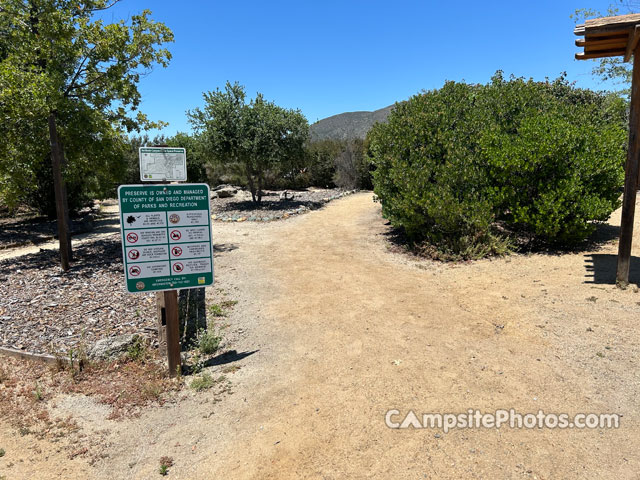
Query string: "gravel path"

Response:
xmin=211 ymin=187 xmax=356 ymax=222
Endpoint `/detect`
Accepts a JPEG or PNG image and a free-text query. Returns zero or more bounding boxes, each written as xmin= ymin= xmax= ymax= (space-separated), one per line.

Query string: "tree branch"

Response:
xmin=85 ymin=1 xmax=123 ymax=13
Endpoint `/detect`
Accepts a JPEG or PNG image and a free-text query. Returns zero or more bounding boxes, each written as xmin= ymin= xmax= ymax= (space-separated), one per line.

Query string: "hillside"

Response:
xmin=309 ymin=105 xmax=394 ymax=141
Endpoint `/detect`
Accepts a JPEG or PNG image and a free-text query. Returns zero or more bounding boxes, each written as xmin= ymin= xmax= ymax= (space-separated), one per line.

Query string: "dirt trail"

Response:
xmin=193 ymin=193 xmax=639 ymax=479
xmin=2 ymin=193 xmax=639 ymax=479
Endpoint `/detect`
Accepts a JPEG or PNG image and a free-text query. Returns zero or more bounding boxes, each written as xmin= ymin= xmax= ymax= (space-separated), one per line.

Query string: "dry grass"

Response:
xmin=0 ymin=349 xmax=182 ymax=439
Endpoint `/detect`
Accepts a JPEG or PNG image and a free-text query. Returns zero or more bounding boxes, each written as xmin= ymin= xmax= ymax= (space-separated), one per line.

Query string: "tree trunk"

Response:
xmin=245 ymin=163 xmax=257 ymax=203
xmin=257 ymin=171 xmax=263 ymax=203
xmin=47 ymin=111 xmax=72 ymax=271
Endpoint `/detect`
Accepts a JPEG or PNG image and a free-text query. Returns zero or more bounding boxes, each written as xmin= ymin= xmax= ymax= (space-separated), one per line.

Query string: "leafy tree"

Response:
xmin=167 ymin=133 xmax=209 ymax=183
xmin=0 ymin=0 xmax=173 ymax=268
xmin=188 ymin=82 xmax=309 ymax=203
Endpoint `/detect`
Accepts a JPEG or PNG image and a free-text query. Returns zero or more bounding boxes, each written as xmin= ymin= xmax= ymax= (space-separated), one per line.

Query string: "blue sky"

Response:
xmin=100 ymin=0 xmax=624 ymax=137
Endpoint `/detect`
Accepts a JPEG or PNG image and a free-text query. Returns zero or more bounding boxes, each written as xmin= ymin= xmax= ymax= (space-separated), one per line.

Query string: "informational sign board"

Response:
xmin=139 ymin=147 xmax=187 ymax=182
xmin=118 ymin=184 xmax=214 ymax=293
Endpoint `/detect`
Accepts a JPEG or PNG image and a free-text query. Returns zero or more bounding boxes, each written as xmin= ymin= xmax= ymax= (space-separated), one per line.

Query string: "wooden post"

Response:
xmin=47 ymin=111 xmax=72 ymax=271
xmin=155 ymin=292 xmax=167 ymax=355
xmin=164 ymin=289 xmax=181 ymax=376
xmin=617 ymin=46 xmax=640 ymax=286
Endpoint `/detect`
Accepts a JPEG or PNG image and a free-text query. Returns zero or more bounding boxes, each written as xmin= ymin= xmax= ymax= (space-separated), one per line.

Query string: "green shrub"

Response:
xmin=368 ymin=73 xmax=626 ymax=257
xmin=480 ymin=75 xmax=626 ymax=245
xmin=190 ymin=372 xmax=215 ymax=391
xmin=197 ymin=328 xmax=221 ymax=355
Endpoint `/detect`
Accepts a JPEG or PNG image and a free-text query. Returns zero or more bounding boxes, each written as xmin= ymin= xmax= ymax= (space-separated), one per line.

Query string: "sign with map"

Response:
xmin=118 ymin=183 xmax=214 ymax=293
xmin=139 ymin=147 xmax=187 ymax=182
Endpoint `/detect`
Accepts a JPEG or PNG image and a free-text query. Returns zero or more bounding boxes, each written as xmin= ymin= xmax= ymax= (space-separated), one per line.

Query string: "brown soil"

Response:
xmin=1 ymin=193 xmax=639 ymax=479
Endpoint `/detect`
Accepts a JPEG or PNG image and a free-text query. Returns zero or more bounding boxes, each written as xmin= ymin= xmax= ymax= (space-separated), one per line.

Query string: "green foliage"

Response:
xmin=158 ymin=456 xmax=173 ymax=476
xmin=167 ymin=132 xmax=209 ymax=183
xmin=368 ymin=73 xmax=626 ymax=258
xmin=190 ymin=372 xmax=215 ymax=392
xmin=196 ymin=328 xmax=221 ymax=355
xmin=188 ymin=82 xmax=309 ymax=202
xmin=481 ymin=74 xmax=626 ymax=244
xmin=0 ymin=1 xmax=173 ymax=216
xmin=305 ymin=138 xmax=373 ymax=189
xmin=126 ymin=336 xmax=148 ymax=362
xmin=208 ymin=304 xmax=225 ymax=317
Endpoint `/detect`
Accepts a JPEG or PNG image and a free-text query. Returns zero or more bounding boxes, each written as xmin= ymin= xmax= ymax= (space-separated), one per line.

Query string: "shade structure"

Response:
xmin=575 ymin=13 xmax=640 ymax=286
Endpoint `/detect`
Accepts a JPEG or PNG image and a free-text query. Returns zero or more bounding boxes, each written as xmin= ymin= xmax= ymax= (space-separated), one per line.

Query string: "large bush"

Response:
xmin=368 ymin=73 xmax=627 ymax=258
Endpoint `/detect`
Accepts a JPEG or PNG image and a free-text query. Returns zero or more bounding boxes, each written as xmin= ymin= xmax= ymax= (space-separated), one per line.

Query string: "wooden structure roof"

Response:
xmin=575 ymin=13 xmax=640 ymax=61
xmin=574 ymin=13 xmax=640 ymax=285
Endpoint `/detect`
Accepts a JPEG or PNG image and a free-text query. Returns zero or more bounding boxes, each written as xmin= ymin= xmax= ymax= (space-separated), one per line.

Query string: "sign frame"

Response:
xmin=117 ymin=183 xmax=214 ymax=294
xmin=139 ymin=147 xmax=187 ymax=182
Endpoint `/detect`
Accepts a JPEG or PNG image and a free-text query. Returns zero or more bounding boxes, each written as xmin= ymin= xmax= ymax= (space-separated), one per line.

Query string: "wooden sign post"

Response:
xmin=117 ymin=183 xmax=215 ymax=376
xmin=575 ymin=14 xmax=640 ymax=286
xmin=163 ymin=289 xmax=181 ymax=376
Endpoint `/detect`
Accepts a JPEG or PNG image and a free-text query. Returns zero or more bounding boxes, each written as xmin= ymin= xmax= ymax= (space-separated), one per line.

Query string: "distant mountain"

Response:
xmin=309 ymin=105 xmax=394 ymax=142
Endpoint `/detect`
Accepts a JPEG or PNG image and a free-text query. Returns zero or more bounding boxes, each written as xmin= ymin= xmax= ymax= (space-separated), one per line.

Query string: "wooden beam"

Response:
xmin=575 ymin=49 xmax=626 ymax=60
xmin=576 ymin=35 xmax=628 ymax=48
xmin=617 ymin=42 xmax=640 ymax=286
xmin=574 ymin=24 xmax=586 ymax=36
xmin=625 ymin=25 xmax=640 ymax=62
xmin=586 ymin=41 xmax=628 ymax=52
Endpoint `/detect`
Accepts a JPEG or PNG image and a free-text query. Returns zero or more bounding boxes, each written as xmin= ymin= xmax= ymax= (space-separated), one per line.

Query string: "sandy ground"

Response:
xmin=1 ymin=192 xmax=639 ymax=479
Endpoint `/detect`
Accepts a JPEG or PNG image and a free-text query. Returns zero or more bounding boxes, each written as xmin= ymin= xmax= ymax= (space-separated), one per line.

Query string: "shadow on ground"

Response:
xmin=584 ymin=254 xmax=640 ymax=286
xmin=216 ymin=198 xmax=323 ymax=213
xmin=183 ymin=350 xmax=258 ymax=374
xmin=213 ymin=243 xmax=239 ymax=256
xmin=0 ymin=213 xmax=97 ymax=248
xmin=381 ymin=221 xmax=623 ymax=260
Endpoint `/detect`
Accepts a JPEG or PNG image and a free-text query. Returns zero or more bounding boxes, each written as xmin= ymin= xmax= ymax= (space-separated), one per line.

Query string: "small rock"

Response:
xmin=88 ymin=334 xmax=139 ymax=360
xmin=214 ymin=186 xmax=238 ymax=198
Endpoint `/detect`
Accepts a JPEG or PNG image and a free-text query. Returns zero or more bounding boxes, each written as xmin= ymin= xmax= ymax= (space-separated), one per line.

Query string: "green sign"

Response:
xmin=117 ymin=184 xmax=214 ymax=293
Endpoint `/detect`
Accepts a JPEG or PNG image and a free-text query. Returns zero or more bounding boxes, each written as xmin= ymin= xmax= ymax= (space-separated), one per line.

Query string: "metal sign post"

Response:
xmin=117 ymin=183 xmax=214 ymax=375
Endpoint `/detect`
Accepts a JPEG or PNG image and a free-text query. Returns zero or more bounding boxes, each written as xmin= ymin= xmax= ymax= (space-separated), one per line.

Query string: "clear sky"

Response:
xmin=100 ymin=0 xmax=624 ymax=137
